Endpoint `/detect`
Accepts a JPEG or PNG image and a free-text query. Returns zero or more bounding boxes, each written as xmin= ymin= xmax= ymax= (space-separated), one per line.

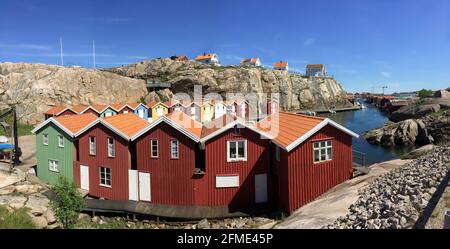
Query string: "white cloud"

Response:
xmin=0 ymin=42 xmax=52 ymax=51
xmin=381 ymin=71 xmax=392 ymax=78
xmin=303 ymin=38 xmax=316 ymax=47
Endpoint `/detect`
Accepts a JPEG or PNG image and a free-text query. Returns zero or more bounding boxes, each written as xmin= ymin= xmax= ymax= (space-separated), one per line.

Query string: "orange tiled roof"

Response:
xmin=90 ymin=104 xmax=109 ymax=113
xmin=273 ymin=61 xmax=288 ymax=68
xmin=53 ymin=113 xmax=98 ymax=134
xmin=147 ymin=101 xmax=168 ymax=108
xmin=71 ymin=105 xmax=90 ymax=114
xmin=45 ymin=106 xmax=68 ymax=115
xmin=201 ymin=114 xmax=237 ymax=138
xmin=126 ymin=102 xmax=143 ymax=109
xmin=240 ymin=57 xmax=259 ymax=64
xmin=195 ymin=53 xmax=216 ymax=60
xmin=306 ymin=64 xmax=325 ymax=69
xmin=109 ymin=103 xmax=127 ymax=111
xmin=103 ymin=113 xmax=150 ymax=138
xmin=165 ymin=111 xmax=203 ymax=139
xmin=256 ymin=112 xmax=325 ymax=148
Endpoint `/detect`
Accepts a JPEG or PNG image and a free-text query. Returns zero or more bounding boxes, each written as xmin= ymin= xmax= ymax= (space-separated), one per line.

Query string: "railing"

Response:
xmin=146 ymin=79 xmax=171 ymax=88
xmin=352 ymin=150 xmax=366 ymax=167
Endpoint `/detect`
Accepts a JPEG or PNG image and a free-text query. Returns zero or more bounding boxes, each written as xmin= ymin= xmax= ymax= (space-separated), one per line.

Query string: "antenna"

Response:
xmin=59 ymin=37 xmax=64 ymax=66
xmin=93 ymin=40 xmax=96 ymax=69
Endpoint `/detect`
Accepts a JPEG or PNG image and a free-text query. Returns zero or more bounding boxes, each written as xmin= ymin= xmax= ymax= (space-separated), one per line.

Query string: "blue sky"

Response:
xmin=1 ymin=0 xmax=450 ymax=93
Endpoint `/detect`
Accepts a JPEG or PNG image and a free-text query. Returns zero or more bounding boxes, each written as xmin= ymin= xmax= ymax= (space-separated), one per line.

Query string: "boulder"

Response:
xmin=44 ymin=209 xmax=57 ymax=225
xmin=401 ymin=144 xmax=435 ymax=159
xmin=25 ymin=194 xmax=49 ymax=216
xmin=433 ymin=89 xmax=450 ymax=99
xmin=32 ymin=216 xmax=48 ymax=229
xmin=197 ymin=218 xmax=211 ymax=229
xmin=390 ymin=104 xmax=440 ymax=122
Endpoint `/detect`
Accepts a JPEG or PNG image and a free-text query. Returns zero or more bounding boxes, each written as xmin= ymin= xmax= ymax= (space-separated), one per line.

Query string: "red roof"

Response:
xmin=195 ymin=53 xmax=216 ymax=60
xmin=273 ymin=61 xmax=288 ymax=69
xmin=306 ymin=64 xmax=325 ymax=69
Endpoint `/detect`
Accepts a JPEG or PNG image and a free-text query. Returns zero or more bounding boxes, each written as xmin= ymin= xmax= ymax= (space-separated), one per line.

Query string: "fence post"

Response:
xmin=445 ymin=210 xmax=450 ymax=229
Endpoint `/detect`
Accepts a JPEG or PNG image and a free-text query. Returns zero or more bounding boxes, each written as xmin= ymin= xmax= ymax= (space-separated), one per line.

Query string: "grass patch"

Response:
xmin=75 ymin=216 xmax=129 ymax=229
xmin=0 ymin=206 xmax=36 ymax=229
xmin=0 ymin=114 xmax=34 ymax=137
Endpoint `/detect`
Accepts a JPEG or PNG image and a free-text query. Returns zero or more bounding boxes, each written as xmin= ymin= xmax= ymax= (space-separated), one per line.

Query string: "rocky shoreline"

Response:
xmin=327 ymin=145 xmax=450 ymax=229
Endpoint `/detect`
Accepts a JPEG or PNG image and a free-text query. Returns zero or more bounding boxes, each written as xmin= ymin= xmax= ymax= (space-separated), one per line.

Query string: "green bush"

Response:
xmin=0 ymin=206 xmax=36 ymax=229
xmin=50 ymin=177 xmax=85 ymax=229
xmin=417 ymin=89 xmax=434 ymax=99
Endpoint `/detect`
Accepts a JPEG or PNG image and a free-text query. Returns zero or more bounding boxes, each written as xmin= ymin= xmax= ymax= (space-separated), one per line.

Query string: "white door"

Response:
xmin=157 ymin=107 xmax=164 ymax=117
xmin=138 ymin=109 xmax=144 ymax=118
xmin=139 ymin=172 xmax=151 ymax=202
xmin=255 ymin=173 xmax=268 ymax=203
xmin=80 ymin=165 xmax=89 ymax=191
xmin=128 ymin=170 xmax=138 ymax=201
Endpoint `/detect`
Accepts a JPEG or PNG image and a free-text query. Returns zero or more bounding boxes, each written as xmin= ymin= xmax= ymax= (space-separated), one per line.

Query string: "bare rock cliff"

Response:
xmin=0 ymin=62 xmax=148 ymax=124
xmin=105 ymin=58 xmax=352 ymax=111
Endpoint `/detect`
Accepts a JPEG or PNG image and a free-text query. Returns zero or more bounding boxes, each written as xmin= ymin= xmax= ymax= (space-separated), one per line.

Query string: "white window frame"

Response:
xmin=107 ymin=137 xmax=115 ymax=157
xmin=226 ymin=140 xmax=247 ymax=162
xmin=313 ymin=140 xmax=333 ymax=163
xmin=151 ymin=139 xmax=159 ymax=158
xmin=89 ymin=136 xmax=96 ymax=155
xmin=123 ymin=110 xmax=129 ymax=114
xmin=99 ymin=167 xmax=111 ymax=187
xmin=48 ymin=159 xmax=59 ymax=172
xmin=105 ymin=112 xmax=112 ymax=117
xmin=43 ymin=134 xmax=49 ymax=146
xmin=57 ymin=135 xmax=64 ymax=148
xmin=171 ymin=139 xmax=179 ymax=159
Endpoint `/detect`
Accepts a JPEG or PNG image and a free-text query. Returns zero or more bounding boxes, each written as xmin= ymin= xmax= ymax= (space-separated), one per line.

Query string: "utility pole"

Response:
xmin=93 ymin=40 xmax=96 ymax=69
xmin=60 ymin=37 xmax=64 ymax=66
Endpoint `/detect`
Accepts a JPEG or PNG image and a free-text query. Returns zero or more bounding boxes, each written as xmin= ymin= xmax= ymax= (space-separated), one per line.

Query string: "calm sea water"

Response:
xmin=319 ymin=106 xmax=417 ymax=165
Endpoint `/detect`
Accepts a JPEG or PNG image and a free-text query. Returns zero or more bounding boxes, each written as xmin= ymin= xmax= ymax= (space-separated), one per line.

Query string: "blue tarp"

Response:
xmin=0 ymin=144 xmax=14 ymax=150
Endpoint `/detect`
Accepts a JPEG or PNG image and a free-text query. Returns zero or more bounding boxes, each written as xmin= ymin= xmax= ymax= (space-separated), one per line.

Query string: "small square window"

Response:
xmin=313 ymin=140 xmax=332 ymax=163
xmin=43 ymin=134 xmax=49 ymax=146
xmin=99 ymin=167 xmax=111 ymax=187
xmin=48 ymin=159 xmax=59 ymax=172
xmin=58 ymin=135 xmax=64 ymax=148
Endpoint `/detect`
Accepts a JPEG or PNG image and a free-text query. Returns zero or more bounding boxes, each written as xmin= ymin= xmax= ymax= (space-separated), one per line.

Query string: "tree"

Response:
xmin=50 ymin=177 xmax=85 ymax=229
xmin=417 ymin=89 xmax=434 ymax=98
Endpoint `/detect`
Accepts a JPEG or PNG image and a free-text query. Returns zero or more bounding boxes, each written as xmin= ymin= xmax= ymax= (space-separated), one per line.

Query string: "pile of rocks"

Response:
xmin=191 ymin=217 xmax=274 ymax=229
xmin=0 ymin=175 xmax=57 ymax=229
xmin=327 ymin=146 xmax=450 ymax=229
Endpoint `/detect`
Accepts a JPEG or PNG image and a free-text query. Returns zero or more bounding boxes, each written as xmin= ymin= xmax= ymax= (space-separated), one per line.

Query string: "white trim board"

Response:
xmin=284 ymin=118 xmax=359 ymax=152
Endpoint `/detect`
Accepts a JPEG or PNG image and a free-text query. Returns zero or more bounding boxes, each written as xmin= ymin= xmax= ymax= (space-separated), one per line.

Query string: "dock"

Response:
xmin=298 ymin=106 xmax=361 ymax=115
xmin=83 ymin=199 xmax=275 ymax=220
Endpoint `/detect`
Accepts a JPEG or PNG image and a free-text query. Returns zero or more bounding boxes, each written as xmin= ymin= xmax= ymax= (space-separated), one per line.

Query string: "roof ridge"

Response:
xmin=278 ymin=111 xmax=325 ymax=120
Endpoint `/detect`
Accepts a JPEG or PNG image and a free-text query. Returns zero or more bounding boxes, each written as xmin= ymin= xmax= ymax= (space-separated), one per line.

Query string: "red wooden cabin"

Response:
xmin=110 ymin=103 xmax=135 ymax=115
xmin=44 ymin=106 xmax=76 ymax=120
xmin=256 ymin=112 xmax=358 ymax=213
xmin=73 ymin=113 xmax=149 ymax=200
